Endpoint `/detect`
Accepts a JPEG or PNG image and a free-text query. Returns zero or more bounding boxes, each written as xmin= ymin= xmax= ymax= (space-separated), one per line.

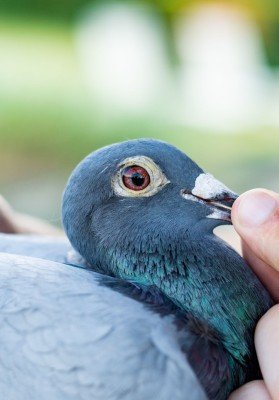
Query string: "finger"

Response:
xmin=228 ymin=380 xmax=271 ymax=400
xmin=255 ymin=305 xmax=279 ymax=400
xmin=232 ymin=189 xmax=279 ymax=271
xmin=242 ymin=241 xmax=279 ymax=302
xmin=13 ymin=212 xmax=64 ymax=236
xmin=0 ymin=195 xmax=63 ymax=236
xmin=0 ymin=195 xmax=17 ymax=233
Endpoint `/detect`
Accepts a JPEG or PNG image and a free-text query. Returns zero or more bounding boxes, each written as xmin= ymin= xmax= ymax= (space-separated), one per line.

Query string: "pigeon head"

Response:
xmin=62 ymin=139 xmax=271 ymax=364
xmin=62 ymin=139 xmax=269 ymax=332
xmin=63 ymin=138 xmax=237 ymax=270
xmin=63 ymin=139 xmax=272 ymax=398
xmin=62 ymin=137 xmax=270 ymax=295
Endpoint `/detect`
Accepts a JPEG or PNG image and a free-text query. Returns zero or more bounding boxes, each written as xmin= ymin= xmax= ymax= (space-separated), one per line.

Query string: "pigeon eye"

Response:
xmin=122 ymin=166 xmax=150 ymax=191
xmin=112 ymin=155 xmax=169 ymax=198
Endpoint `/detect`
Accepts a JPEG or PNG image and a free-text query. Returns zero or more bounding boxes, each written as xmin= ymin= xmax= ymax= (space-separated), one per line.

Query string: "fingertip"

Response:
xmin=255 ymin=305 xmax=279 ymax=399
xmin=255 ymin=304 xmax=279 ymax=344
xmin=231 ymin=194 xmax=241 ymax=226
xmin=232 ymin=189 xmax=279 ymax=271
xmin=242 ymin=242 xmax=279 ymax=302
xmin=232 ymin=189 xmax=278 ymax=229
xmin=228 ymin=380 xmax=271 ymax=400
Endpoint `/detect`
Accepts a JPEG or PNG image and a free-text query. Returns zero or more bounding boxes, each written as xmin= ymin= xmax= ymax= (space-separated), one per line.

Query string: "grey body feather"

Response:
xmin=0 ymin=233 xmax=88 ymax=268
xmin=0 ymin=252 xmax=207 ymax=400
xmin=0 ymin=233 xmax=71 ymax=262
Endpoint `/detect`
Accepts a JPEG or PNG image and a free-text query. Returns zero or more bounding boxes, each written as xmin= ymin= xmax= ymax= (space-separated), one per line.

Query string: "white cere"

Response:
xmin=192 ymin=173 xmax=231 ymax=200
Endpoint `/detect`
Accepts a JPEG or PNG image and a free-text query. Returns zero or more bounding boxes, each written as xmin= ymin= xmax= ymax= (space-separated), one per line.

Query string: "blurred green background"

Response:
xmin=0 ymin=0 xmax=278 ymax=226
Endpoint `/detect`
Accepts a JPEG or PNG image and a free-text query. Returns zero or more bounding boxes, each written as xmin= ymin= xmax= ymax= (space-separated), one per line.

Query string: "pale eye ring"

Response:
xmin=112 ymin=156 xmax=169 ymax=197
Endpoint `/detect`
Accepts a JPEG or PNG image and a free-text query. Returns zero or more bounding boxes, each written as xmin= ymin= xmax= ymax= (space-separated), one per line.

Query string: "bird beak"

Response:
xmin=181 ymin=173 xmax=238 ymax=222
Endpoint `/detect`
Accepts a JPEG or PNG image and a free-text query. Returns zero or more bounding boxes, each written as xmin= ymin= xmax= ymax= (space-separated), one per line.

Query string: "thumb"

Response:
xmin=231 ymin=189 xmax=279 ymax=271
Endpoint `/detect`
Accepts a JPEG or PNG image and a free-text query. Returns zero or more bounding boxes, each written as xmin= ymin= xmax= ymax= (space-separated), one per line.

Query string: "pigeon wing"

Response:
xmin=0 ymin=253 xmax=207 ymax=400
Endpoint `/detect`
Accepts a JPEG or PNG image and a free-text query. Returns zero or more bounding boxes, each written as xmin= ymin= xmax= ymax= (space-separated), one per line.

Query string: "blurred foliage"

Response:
xmin=1 ymin=0 xmax=279 ymax=66
xmin=261 ymin=22 xmax=279 ymax=67
xmin=2 ymin=0 xmax=279 ymax=20
xmin=1 ymin=94 xmax=278 ymax=187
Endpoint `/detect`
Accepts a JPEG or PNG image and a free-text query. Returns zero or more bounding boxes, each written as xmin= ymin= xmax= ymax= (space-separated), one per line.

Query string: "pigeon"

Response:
xmin=0 ymin=138 xmax=272 ymax=400
xmin=62 ymin=138 xmax=273 ymax=399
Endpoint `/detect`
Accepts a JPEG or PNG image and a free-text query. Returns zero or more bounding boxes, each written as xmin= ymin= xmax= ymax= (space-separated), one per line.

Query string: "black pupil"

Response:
xmin=131 ymin=173 xmax=145 ymax=187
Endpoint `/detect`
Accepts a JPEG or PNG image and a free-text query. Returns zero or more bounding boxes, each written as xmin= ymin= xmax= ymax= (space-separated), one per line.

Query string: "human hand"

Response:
xmin=0 ymin=195 xmax=17 ymax=233
xmin=229 ymin=189 xmax=279 ymax=400
xmin=0 ymin=194 xmax=63 ymax=236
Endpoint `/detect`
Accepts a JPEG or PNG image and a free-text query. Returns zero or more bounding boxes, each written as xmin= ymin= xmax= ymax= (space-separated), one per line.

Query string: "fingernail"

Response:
xmin=237 ymin=190 xmax=277 ymax=227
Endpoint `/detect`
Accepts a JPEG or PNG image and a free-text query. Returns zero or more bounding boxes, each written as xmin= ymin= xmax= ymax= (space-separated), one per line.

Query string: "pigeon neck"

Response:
xmin=151 ymin=235 xmax=271 ymax=363
xmin=107 ymin=233 xmax=271 ymax=364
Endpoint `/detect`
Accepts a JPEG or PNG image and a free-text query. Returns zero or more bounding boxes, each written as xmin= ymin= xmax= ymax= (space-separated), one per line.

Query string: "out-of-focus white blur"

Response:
xmin=76 ymin=3 xmax=170 ymax=118
xmin=175 ymin=4 xmax=271 ymax=132
xmin=76 ymin=2 xmax=279 ymax=132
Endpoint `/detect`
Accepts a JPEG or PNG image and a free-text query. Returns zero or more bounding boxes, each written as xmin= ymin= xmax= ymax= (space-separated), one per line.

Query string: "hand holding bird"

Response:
xmin=230 ymin=189 xmax=279 ymax=400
